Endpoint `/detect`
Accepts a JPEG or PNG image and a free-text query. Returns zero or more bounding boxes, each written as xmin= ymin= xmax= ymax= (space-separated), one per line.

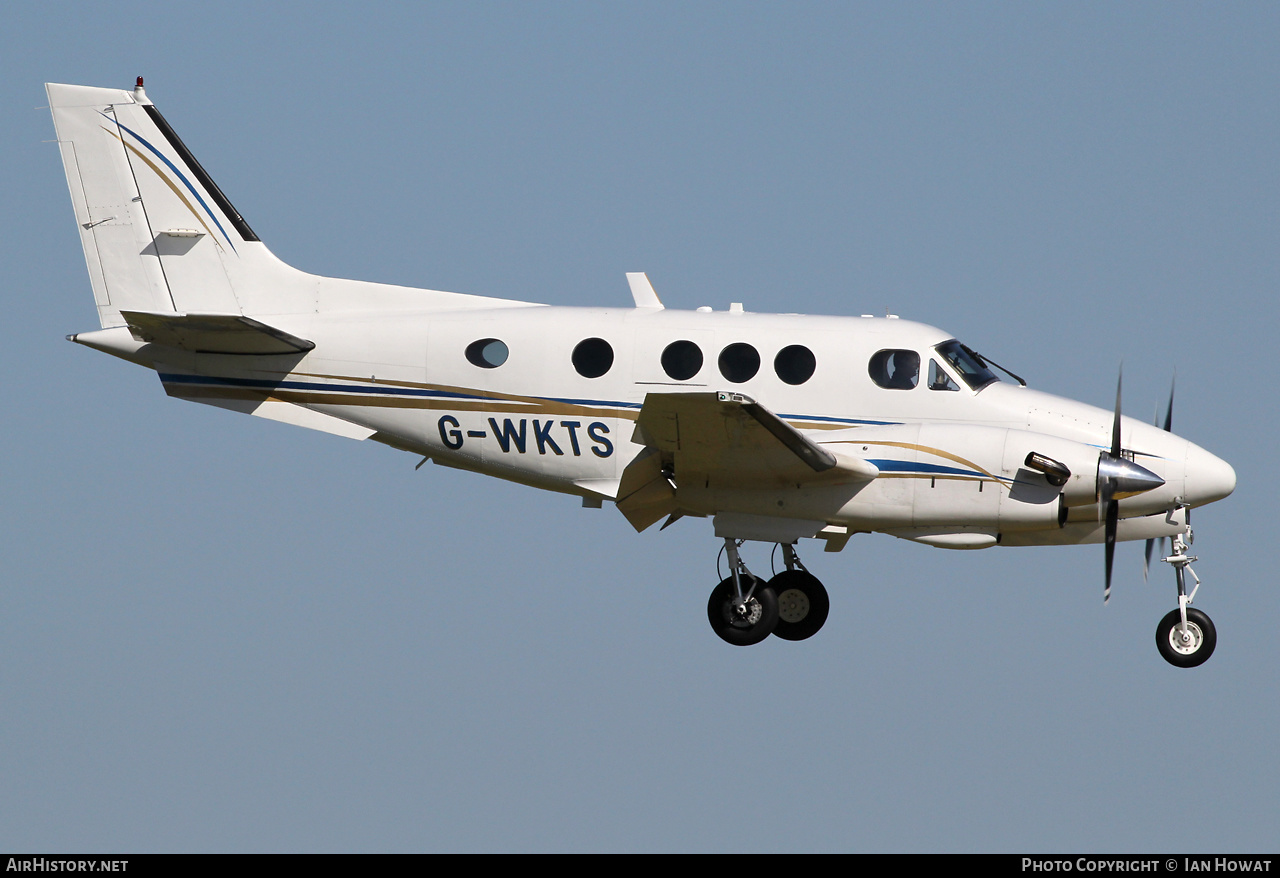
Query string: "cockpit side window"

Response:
xmin=928 ymin=359 xmax=959 ymax=391
xmin=934 ymin=340 xmax=998 ymax=391
xmin=868 ymin=349 xmax=920 ymax=390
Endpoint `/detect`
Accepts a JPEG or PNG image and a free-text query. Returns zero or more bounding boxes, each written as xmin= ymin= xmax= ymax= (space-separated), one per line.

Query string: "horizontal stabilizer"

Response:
xmin=121 ymin=310 xmax=314 ymax=354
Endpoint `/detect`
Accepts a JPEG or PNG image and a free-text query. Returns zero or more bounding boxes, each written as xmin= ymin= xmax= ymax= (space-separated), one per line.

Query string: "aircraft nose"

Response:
xmin=1184 ymin=442 xmax=1236 ymax=507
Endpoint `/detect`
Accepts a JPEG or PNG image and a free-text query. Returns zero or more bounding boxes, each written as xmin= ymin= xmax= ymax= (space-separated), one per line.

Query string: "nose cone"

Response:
xmin=1184 ymin=443 xmax=1236 ymax=507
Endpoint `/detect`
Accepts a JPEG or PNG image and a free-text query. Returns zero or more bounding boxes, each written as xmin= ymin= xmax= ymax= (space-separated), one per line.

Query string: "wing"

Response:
xmin=616 ymin=391 xmax=878 ymax=532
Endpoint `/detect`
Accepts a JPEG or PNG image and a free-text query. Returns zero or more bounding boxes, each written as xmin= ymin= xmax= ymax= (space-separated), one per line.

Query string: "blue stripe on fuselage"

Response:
xmin=158 ymin=373 xmax=906 ymax=428
xmin=867 ymin=459 xmax=1002 ymax=480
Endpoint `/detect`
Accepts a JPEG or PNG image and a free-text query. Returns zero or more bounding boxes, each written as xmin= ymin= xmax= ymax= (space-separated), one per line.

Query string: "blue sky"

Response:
xmin=2 ymin=2 xmax=1277 ymax=852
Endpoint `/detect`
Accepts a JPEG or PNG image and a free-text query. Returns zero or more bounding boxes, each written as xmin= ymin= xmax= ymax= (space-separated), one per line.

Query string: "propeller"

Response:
xmin=1102 ymin=372 xmax=1122 ymax=603
xmin=1144 ymin=377 xmax=1176 ymax=581
xmin=1097 ymin=370 xmax=1167 ymax=603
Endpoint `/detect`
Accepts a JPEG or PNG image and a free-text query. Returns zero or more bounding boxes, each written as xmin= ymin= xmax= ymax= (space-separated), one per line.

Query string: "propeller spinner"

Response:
xmin=1098 ymin=371 xmax=1165 ymax=603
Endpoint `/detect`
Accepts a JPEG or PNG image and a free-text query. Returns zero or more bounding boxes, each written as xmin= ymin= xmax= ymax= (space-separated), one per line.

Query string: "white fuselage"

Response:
xmin=122 ymin=302 xmax=1233 ymax=550
xmin=45 ymin=80 xmax=1233 ymax=552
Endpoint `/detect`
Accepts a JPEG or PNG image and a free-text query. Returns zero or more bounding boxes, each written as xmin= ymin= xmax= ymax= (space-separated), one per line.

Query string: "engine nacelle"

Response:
xmin=1002 ymin=430 xmax=1105 ymax=509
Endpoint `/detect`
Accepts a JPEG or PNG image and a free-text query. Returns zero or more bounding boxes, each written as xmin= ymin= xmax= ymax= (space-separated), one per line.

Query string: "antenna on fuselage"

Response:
xmin=626 ymin=273 xmax=663 ymax=310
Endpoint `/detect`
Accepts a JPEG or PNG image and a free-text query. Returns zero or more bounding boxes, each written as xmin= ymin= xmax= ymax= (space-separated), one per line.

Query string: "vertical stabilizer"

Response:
xmin=50 ymin=80 xmax=536 ymax=326
xmin=47 ymin=80 xmax=274 ymax=327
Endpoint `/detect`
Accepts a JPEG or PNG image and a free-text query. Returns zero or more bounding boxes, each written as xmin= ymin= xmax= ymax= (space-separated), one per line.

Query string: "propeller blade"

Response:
xmin=1103 ymin=368 xmax=1123 ymax=602
xmin=1111 ymin=369 xmax=1123 ymax=458
xmin=1141 ymin=377 xmax=1175 ymax=585
xmin=1105 ymin=499 xmax=1118 ymax=603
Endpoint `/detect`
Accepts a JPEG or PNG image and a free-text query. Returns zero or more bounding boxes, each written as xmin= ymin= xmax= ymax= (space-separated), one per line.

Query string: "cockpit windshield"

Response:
xmin=934 ymin=340 xmax=999 ymax=391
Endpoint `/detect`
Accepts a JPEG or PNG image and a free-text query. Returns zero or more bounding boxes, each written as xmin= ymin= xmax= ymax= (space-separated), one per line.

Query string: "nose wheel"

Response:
xmin=1156 ymin=607 xmax=1216 ymax=668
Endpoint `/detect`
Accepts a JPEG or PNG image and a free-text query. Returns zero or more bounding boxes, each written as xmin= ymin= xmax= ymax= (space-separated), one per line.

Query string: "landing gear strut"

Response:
xmin=1155 ymin=530 xmax=1216 ymax=668
xmin=706 ymin=540 xmax=831 ymax=645
xmin=707 ymin=539 xmax=777 ymax=646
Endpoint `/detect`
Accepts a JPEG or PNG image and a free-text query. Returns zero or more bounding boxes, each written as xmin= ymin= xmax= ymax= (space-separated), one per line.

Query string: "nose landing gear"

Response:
xmin=706 ymin=540 xmax=831 ymax=646
xmin=1155 ymin=530 xmax=1216 ymax=668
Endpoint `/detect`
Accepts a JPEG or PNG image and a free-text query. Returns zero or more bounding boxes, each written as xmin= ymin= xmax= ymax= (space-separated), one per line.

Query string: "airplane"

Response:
xmin=46 ymin=79 xmax=1237 ymax=666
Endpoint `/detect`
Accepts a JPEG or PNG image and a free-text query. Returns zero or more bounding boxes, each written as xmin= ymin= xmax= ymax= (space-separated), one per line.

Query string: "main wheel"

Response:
xmin=767 ymin=570 xmax=830 ymax=641
xmin=1156 ymin=607 xmax=1217 ymax=668
xmin=707 ymin=576 xmax=778 ymax=646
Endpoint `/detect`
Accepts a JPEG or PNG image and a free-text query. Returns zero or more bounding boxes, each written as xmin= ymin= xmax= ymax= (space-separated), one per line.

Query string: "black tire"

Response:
xmin=1156 ymin=607 xmax=1217 ymax=668
xmin=707 ymin=576 xmax=778 ymax=646
xmin=768 ymin=570 xmax=830 ymax=641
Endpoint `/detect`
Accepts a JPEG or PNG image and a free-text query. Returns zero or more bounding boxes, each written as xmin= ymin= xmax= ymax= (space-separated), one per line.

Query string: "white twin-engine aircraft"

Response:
xmin=48 ymin=80 xmax=1236 ymax=666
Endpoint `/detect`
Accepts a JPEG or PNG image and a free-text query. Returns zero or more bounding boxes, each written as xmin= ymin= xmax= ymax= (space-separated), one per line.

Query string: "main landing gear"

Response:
xmin=1154 ymin=531 xmax=1216 ymax=668
xmin=707 ymin=539 xmax=830 ymax=646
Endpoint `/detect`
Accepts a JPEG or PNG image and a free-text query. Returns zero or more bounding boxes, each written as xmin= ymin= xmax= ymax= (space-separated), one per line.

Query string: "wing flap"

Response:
xmin=616 ymin=448 xmax=678 ymax=532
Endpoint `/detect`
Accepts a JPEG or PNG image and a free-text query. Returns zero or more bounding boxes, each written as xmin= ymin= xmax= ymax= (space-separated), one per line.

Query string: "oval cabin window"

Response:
xmin=571 ymin=337 xmax=614 ymax=378
xmin=465 ymin=338 xmax=509 ymax=369
xmin=774 ymin=345 xmax=816 ymax=385
xmin=661 ymin=340 xmax=704 ymax=381
xmin=718 ymin=343 xmax=761 ymax=383
xmin=868 ymin=349 xmax=920 ymax=389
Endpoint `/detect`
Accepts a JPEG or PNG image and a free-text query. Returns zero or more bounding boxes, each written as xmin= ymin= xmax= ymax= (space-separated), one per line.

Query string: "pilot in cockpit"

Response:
xmin=886 ymin=351 xmax=920 ymax=389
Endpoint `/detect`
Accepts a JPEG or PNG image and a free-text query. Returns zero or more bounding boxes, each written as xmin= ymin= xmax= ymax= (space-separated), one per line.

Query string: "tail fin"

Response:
xmin=50 ymin=80 xmax=538 ymax=328
xmin=47 ymin=79 xmax=283 ymax=327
